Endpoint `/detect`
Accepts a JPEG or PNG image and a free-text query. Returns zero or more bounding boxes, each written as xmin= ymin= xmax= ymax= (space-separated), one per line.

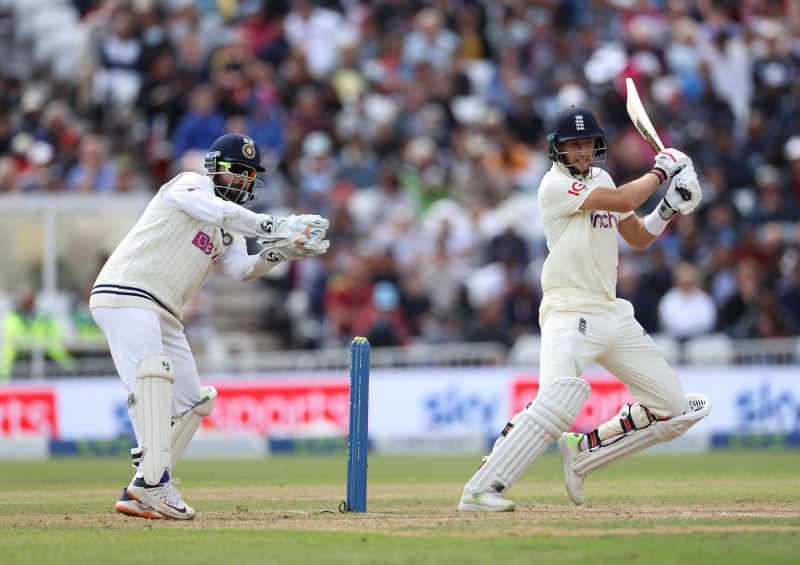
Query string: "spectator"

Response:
xmin=64 ymin=135 xmax=119 ymax=193
xmin=284 ymin=0 xmax=345 ymax=79
xmin=617 ymin=259 xmax=660 ymax=334
xmin=171 ymin=85 xmax=227 ymax=161
xmin=658 ymin=262 xmax=717 ymax=341
xmin=336 ymin=131 xmax=380 ymax=189
xmin=465 ymin=298 xmax=513 ymax=349
xmin=17 ymin=141 xmax=60 ymax=192
xmin=93 ymin=9 xmax=144 ymax=110
xmin=719 ymin=258 xmax=761 ymax=336
xmin=733 ymin=290 xmax=793 ymax=340
xmin=136 ymin=49 xmax=186 ymax=135
xmin=295 ymin=130 xmax=338 ymax=210
xmin=352 ymin=281 xmax=412 ymax=347
xmin=402 ymin=8 xmax=460 ymax=74
xmin=323 ymin=255 xmax=373 ymax=342
xmin=245 ymin=63 xmax=286 ymax=161
xmin=1 ymin=285 xmax=75 ymax=380
xmin=750 ymin=165 xmax=798 ymax=224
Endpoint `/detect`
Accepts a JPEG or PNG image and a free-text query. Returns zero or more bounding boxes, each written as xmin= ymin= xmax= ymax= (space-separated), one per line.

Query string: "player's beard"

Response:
xmin=567 ymin=158 xmax=592 ymax=179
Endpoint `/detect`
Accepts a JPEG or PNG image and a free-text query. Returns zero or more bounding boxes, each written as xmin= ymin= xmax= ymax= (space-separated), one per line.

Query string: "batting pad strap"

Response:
xmin=464 ymin=378 xmax=591 ymax=495
xmin=135 ymin=353 xmax=175 ymax=485
xmin=171 ymin=386 xmax=217 ymax=465
xmin=573 ymin=393 xmax=711 ymax=477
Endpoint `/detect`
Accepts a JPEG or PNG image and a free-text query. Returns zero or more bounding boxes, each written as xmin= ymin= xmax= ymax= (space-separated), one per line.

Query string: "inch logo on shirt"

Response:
xmin=192 ymin=230 xmax=220 ymax=263
xmin=567 ymin=181 xmax=588 ymax=196
xmin=590 ymin=211 xmax=618 ymax=229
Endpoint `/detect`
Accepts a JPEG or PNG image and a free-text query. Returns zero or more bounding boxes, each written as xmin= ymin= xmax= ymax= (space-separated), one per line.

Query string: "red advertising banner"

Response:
xmin=0 ymin=388 xmax=59 ymax=437
xmin=204 ymin=380 xmax=350 ymax=437
xmin=512 ymin=375 xmax=635 ymax=432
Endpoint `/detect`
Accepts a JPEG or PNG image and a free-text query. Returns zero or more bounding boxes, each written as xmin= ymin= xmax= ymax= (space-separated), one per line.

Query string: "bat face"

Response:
xmin=625 ymin=78 xmax=665 ymax=153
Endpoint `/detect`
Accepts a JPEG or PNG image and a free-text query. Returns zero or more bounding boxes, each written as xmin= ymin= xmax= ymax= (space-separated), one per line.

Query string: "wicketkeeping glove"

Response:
xmin=660 ymin=165 xmax=702 ymax=218
xmin=651 ymin=148 xmax=692 ymax=183
xmin=258 ymin=228 xmax=330 ymax=263
xmin=255 ymin=214 xmax=330 ymax=243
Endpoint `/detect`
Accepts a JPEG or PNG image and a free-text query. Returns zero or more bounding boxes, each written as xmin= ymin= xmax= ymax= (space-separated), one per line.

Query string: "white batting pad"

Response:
xmin=573 ymin=393 xmax=711 ymax=477
xmin=465 ymin=378 xmax=591 ymax=495
xmin=135 ymin=353 xmax=175 ymax=485
xmin=171 ymin=386 xmax=217 ymax=465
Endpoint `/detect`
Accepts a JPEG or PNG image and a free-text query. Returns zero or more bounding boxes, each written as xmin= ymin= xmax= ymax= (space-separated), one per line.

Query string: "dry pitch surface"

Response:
xmin=5 ymin=483 xmax=799 ymax=534
xmin=1 ymin=452 xmax=799 ymax=564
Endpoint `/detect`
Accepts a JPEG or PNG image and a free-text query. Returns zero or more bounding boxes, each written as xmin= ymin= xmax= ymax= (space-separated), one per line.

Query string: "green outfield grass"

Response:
xmin=1 ymin=451 xmax=799 ymax=564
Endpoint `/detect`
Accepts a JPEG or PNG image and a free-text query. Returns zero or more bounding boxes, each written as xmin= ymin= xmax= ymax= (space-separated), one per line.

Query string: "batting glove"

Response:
xmin=650 ymin=148 xmax=692 ymax=183
xmin=662 ymin=165 xmax=702 ymax=216
xmin=658 ymin=165 xmax=703 ymax=220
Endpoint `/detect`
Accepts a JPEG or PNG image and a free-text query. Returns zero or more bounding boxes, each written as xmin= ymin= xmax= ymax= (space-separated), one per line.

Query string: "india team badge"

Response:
xmin=241 ymin=138 xmax=256 ymax=160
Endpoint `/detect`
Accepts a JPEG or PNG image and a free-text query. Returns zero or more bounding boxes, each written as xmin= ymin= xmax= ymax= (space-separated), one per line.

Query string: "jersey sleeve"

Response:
xmin=597 ymin=170 xmax=633 ymax=221
xmin=217 ymin=232 xmax=279 ymax=282
xmin=539 ymin=171 xmax=596 ymax=220
xmin=160 ymin=173 xmax=265 ymax=237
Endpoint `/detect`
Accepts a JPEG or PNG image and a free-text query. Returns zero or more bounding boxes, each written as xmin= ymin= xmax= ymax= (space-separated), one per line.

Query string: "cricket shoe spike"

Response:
xmin=127 ymin=471 xmax=196 ymax=520
xmin=559 ymin=432 xmax=585 ymax=505
xmin=114 ymin=487 xmax=162 ymax=519
xmin=458 ymin=490 xmax=515 ymax=512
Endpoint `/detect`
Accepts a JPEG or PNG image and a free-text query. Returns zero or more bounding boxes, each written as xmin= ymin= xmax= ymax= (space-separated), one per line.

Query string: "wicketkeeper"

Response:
xmin=459 ymin=107 xmax=710 ymax=511
xmin=91 ymin=133 xmax=330 ymax=520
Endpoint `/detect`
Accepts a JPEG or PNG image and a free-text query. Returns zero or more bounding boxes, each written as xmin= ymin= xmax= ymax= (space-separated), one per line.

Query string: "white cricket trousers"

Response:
xmin=539 ymin=299 xmax=687 ymax=418
xmin=92 ymin=307 xmax=202 ymax=443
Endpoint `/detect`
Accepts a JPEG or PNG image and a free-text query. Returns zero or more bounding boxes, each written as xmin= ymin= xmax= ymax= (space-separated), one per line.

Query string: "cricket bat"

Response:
xmin=626 ymin=77 xmax=691 ymax=199
xmin=625 ymin=77 xmax=665 ymax=153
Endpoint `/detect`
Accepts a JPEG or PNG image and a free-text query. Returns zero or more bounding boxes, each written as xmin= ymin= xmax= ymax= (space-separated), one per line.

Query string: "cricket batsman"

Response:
xmin=90 ymin=133 xmax=330 ymax=520
xmin=458 ymin=107 xmax=710 ymax=511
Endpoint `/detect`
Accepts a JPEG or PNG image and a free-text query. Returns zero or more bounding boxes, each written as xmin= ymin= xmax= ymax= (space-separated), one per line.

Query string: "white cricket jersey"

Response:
xmin=90 ymin=172 xmax=273 ymax=322
xmin=538 ymin=163 xmax=633 ymax=324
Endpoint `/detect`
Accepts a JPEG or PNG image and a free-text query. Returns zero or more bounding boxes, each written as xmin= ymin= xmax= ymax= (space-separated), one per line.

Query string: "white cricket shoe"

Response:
xmin=127 ymin=473 xmax=196 ymax=520
xmin=559 ymin=432 xmax=585 ymax=505
xmin=114 ymin=487 xmax=162 ymax=520
xmin=458 ymin=490 xmax=515 ymax=512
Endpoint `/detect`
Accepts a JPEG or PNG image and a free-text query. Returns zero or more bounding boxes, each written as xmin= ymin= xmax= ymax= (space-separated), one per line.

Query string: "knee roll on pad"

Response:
xmin=573 ymin=393 xmax=711 ymax=477
xmin=135 ymin=353 xmax=175 ymax=485
xmin=465 ymin=377 xmax=591 ymax=495
xmin=651 ymin=393 xmax=710 ymax=442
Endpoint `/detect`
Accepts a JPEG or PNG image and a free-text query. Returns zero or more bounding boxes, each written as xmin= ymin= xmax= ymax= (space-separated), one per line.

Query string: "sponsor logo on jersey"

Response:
xmin=567 ymin=181 xmax=588 ymax=196
xmin=590 ymin=211 xmax=618 ymax=229
xmin=192 ymin=230 xmax=220 ymax=262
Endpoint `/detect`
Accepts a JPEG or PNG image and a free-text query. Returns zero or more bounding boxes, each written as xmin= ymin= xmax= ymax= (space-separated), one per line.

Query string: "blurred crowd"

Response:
xmin=1 ymin=0 xmax=799 ymax=353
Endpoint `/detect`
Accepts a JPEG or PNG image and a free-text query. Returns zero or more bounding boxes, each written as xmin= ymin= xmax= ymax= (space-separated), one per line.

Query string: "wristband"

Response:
xmin=648 ymin=169 xmax=667 ymax=183
xmin=644 ymin=201 xmax=673 ymax=236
